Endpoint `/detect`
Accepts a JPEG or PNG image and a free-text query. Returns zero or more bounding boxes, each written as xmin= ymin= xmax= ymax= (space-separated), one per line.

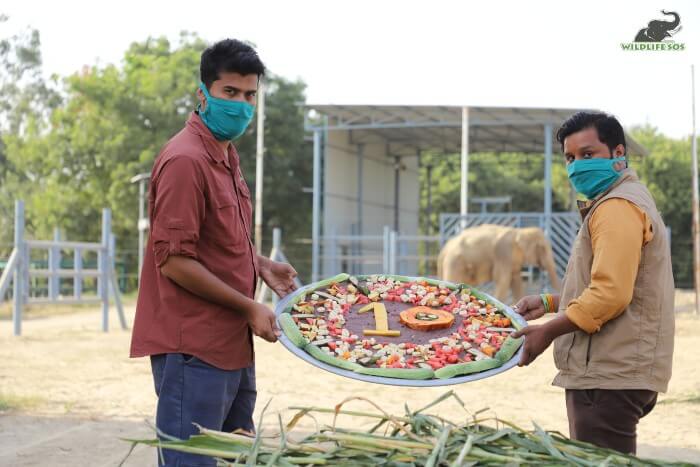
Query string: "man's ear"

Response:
xmin=612 ymin=144 xmax=625 ymax=157
xmin=196 ymin=87 xmax=206 ymax=111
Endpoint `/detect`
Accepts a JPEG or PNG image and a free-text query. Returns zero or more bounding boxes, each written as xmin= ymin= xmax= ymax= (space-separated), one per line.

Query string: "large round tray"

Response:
xmin=274 ymin=276 xmax=526 ymax=387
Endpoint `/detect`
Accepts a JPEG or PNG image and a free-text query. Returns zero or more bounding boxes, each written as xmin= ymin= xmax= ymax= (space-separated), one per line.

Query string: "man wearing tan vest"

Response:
xmin=512 ymin=111 xmax=675 ymax=455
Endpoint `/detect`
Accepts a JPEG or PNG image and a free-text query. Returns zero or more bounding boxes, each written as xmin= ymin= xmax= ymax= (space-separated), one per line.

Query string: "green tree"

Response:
xmin=1 ymin=30 xmax=312 ymax=286
xmin=632 ymin=125 xmax=695 ymax=287
xmin=419 ymin=151 xmax=572 ymax=234
xmin=0 ymin=15 xmax=61 ymax=243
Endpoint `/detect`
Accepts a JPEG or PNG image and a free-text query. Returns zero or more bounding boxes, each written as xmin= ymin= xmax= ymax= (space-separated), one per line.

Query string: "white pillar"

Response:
xmin=460 ymin=107 xmax=470 ymax=229
xmin=254 ymin=80 xmax=266 ymax=254
xmin=311 ymin=130 xmax=322 ymax=283
xmin=544 ymin=123 xmax=553 ymax=237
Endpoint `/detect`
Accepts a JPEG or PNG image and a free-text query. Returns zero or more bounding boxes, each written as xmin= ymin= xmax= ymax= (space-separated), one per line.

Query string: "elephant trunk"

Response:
xmin=661 ymin=10 xmax=680 ymax=29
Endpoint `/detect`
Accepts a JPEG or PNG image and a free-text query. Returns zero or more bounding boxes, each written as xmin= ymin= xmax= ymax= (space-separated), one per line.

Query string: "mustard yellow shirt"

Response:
xmin=565 ymin=198 xmax=654 ymax=334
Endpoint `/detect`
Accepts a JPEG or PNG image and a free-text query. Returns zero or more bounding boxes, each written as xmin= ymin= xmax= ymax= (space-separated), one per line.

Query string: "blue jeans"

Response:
xmin=150 ymin=353 xmax=256 ymax=467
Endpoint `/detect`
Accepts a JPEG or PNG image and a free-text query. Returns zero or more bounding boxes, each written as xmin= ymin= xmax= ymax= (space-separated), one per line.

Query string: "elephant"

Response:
xmin=635 ymin=10 xmax=681 ymax=42
xmin=437 ymin=224 xmax=561 ymax=302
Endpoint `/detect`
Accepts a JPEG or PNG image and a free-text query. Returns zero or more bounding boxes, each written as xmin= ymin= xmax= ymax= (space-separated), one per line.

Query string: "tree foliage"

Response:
xmin=0 ymin=26 xmax=311 ymax=285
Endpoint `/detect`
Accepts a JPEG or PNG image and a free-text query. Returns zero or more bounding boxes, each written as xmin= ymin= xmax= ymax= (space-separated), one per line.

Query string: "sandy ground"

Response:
xmin=0 ymin=290 xmax=699 ymax=466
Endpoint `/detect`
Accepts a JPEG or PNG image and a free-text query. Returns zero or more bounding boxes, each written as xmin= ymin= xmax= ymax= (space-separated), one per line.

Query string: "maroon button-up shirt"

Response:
xmin=130 ymin=112 xmax=258 ymax=370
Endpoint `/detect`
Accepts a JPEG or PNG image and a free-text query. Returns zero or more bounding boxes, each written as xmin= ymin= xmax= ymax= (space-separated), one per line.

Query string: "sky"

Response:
xmin=3 ymin=0 xmax=699 ymax=138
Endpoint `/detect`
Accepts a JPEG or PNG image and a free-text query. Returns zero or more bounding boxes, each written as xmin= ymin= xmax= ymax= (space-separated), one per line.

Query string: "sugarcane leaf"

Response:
xmin=285 ymin=407 xmax=311 ymax=431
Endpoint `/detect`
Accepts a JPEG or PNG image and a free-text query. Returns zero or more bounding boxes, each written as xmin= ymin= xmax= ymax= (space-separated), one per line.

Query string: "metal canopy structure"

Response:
xmin=306 ymin=105 xmax=648 ymax=156
xmin=306 ymin=104 xmax=648 ymax=282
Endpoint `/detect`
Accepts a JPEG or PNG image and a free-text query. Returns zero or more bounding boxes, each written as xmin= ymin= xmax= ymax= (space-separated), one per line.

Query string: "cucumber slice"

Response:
xmin=304 ymin=343 xmax=362 ymax=371
xmin=415 ymin=277 xmax=459 ymax=290
xmin=434 ymin=358 xmax=502 ymax=379
xmin=312 ymin=273 xmax=350 ymax=291
xmin=278 ymin=313 xmax=307 ymax=348
xmin=355 ymin=366 xmax=434 ymax=380
xmin=495 ymin=336 xmax=524 ymax=363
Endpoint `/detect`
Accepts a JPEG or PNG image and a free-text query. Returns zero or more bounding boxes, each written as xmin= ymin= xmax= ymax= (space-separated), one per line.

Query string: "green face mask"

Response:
xmin=567 ymin=156 xmax=626 ymax=199
xmin=198 ymin=82 xmax=254 ymax=141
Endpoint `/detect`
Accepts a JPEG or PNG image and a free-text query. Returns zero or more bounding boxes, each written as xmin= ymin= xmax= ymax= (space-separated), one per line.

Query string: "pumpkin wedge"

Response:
xmin=399 ymin=306 xmax=454 ymax=331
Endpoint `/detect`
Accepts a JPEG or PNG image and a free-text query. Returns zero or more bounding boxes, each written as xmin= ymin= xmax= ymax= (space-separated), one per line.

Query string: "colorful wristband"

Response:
xmin=540 ymin=294 xmax=555 ymax=314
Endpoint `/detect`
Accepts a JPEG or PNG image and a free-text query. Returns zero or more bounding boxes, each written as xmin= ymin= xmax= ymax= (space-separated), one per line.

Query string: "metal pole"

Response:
xmin=357 ymin=144 xmax=364 ymax=274
xmin=356 ymin=144 xmax=364 ymax=275
xmin=383 ymin=226 xmax=391 ymax=272
xmin=101 ymin=209 xmax=111 ymax=332
xmin=311 ymin=130 xmax=322 ymax=283
xmin=394 ymin=156 xmax=400 ymax=232
xmin=254 ymin=80 xmax=266 ymax=254
xmin=690 ymin=64 xmax=699 ymax=316
xmin=389 ymin=230 xmax=398 ymax=274
xmin=13 ymin=200 xmax=24 ymax=336
xmin=137 ymin=178 xmax=145 ymax=285
xmin=49 ymin=228 xmax=60 ymax=301
xmin=74 ymin=248 xmax=82 ymax=300
xmin=426 ymin=164 xmax=433 ymax=234
xmin=460 ymin=107 xmax=470 ymax=229
xmin=271 ymin=227 xmax=281 ymax=306
xmin=544 ymin=123 xmax=553 ymax=238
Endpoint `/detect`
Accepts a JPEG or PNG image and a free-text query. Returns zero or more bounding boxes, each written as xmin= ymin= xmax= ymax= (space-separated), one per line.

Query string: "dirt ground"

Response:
xmin=1 ymin=291 xmax=699 ymax=466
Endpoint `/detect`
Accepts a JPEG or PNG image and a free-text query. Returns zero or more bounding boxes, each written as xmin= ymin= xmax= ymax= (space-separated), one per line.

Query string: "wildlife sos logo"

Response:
xmin=621 ymin=10 xmax=685 ymax=51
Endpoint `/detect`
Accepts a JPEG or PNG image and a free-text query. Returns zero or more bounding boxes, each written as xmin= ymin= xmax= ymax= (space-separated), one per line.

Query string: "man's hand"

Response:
xmin=259 ymin=259 xmax=298 ymax=298
xmin=245 ymin=302 xmax=281 ymax=343
xmin=512 ymin=295 xmax=546 ymax=321
xmin=512 ymin=313 xmax=580 ymax=367
xmin=512 ymin=325 xmax=554 ymax=367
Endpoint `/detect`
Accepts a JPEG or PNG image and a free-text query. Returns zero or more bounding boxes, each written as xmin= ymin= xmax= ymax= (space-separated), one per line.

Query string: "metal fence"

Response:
xmin=0 ymin=200 xmax=126 ymax=336
xmin=314 ymin=212 xmax=583 ymax=301
xmin=440 ymin=212 xmax=581 ymax=279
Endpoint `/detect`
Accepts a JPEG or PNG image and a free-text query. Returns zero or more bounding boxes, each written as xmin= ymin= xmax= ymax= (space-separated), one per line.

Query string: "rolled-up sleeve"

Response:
xmin=151 ymin=156 xmax=206 ymax=267
xmin=565 ymin=198 xmax=653 ymax=333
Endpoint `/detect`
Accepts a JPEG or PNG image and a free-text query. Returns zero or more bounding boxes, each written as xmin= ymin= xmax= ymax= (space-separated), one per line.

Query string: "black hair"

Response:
xmin=200 ymin=39 xmax=266 ymax=89
xmin=555 ymin=111 xmax=626 ymax=154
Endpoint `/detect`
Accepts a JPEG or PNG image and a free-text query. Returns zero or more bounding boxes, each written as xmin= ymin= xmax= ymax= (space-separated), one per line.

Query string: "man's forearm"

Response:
xmin=257 ymin=254 xmax=272 ymax=272
xmin=160 ymin=255 xmax=255 ymax=314
xmin=543 ymin=312 xmax=580 ymax=339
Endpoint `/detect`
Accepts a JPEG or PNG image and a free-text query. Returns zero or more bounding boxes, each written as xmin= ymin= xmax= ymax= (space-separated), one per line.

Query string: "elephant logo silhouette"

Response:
xmin=634 ymin=10 xmax=681 ymax=42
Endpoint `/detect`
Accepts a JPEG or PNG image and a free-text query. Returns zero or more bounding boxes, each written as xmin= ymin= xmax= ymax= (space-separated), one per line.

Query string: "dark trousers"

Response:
xmin=151 ymin=353 xmax=256 ymax=467
xmin=566 ymin=389 xmax=657 ymax=455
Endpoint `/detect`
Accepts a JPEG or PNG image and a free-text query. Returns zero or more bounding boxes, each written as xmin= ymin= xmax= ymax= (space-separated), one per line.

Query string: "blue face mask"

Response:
xmin=198 ymin=82 xmax=255 ymax=141
xmin=567 ymin=156 xmax=626 ymax=199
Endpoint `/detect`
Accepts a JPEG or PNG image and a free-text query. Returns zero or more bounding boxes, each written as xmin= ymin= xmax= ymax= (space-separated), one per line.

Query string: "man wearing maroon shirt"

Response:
xmin=130 ymin=39 xmax=297 ymax=467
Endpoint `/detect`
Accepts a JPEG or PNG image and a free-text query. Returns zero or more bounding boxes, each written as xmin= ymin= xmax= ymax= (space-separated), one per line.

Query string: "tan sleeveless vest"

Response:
xmin=552 ymin=169 xmax=675 ymax=392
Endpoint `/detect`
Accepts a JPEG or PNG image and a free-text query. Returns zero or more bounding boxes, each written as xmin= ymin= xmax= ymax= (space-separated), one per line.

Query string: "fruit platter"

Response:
xmin=275 ymin=273 xmax=526 ymax=386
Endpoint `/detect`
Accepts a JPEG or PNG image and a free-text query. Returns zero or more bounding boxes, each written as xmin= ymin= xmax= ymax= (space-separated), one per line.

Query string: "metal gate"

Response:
xmin=439 ymin=212 xmax=581 ymax=279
